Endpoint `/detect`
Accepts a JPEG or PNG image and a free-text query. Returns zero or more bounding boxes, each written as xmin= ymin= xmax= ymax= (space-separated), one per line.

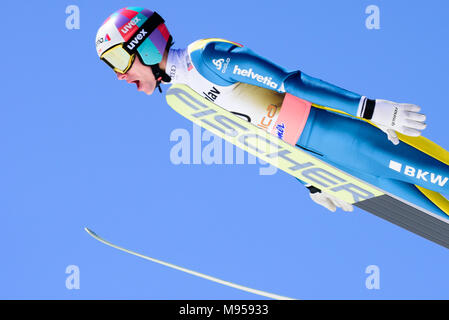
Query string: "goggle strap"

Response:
xmin=101 ymin=57 xmax=116 ymax=70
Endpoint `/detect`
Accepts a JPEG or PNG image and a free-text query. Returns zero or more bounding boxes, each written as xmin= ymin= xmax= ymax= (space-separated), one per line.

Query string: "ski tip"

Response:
xmin=84 ymin=227 xmax=97 ymax=237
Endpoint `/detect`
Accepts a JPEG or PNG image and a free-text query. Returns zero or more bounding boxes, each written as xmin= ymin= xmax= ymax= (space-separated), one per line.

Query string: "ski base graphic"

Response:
xmin=166 ymin=84 xmax=383 ymax=205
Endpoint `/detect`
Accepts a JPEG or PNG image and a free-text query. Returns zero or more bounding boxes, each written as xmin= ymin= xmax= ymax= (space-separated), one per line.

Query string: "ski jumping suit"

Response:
xmin=165 ymin=38 xmax=449 ymax=217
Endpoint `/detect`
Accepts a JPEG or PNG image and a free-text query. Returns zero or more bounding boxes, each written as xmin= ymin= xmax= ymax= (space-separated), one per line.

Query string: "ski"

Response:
xmin=166 ymin=84 xmax=383 ymax=205
xmin=166 ymin=84 xmax=449 ymax=249
xmin=84 ymin=227 xmax=294 ymax=300
xmin=356 ymin=195 xmax=449 ymax=248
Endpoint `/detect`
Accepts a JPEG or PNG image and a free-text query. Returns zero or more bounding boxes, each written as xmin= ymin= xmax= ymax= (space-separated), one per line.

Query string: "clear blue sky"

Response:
xmin=2 ymin=0 xmax=449 ymax=299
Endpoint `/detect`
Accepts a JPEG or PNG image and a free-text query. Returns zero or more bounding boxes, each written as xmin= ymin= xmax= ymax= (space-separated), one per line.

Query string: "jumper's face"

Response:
xmin=116 ymin=57 xmax=157 ymax=95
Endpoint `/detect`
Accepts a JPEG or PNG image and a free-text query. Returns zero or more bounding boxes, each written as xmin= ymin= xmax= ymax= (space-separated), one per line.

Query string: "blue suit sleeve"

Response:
xmin=201 ymin=41 xmax=364 ymax=117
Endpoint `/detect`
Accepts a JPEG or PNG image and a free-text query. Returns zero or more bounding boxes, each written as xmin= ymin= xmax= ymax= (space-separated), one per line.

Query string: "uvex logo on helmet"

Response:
xmin=126 ymin=29 xmax=148 ymax=50
xmin=121 ymin=17 xmax=141 ymax=34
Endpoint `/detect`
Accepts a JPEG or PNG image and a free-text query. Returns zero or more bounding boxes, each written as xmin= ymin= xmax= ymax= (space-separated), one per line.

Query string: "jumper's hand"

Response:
xmin=370 ymin=100 xmax=427 ymax=145
xmin=309 ymin=189 xmax=353 ymax=212
xmin=375 ymin=124 xmax=400 ymax=145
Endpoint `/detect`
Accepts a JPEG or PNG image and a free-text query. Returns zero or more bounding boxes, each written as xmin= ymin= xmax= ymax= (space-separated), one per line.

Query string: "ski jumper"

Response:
xmin=165 ymin=38 xmax=449 ymax=217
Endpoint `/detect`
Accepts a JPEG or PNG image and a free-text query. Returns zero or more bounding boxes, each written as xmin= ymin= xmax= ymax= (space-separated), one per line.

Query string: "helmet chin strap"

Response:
xmin=141 ymin=36 xmax=174 ymax=93
xmin=150 ymin=64 xmax=172 ymax=93
xmin=135 ymin=36 xmax=174 ymax=93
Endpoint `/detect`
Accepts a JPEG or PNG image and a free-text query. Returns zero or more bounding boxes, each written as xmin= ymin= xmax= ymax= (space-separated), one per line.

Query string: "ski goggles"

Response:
xmin=101 ymin=44 xmax=137 ymax=74
xmin=100 ymin=12 xmax=164 ymax=74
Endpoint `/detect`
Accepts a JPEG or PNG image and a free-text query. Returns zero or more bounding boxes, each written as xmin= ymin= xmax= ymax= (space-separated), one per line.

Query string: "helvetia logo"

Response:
xmin=233 ymin=65 xmax=278 ymax=89
xmin=126 ymin=29 xmax=148 ymax=50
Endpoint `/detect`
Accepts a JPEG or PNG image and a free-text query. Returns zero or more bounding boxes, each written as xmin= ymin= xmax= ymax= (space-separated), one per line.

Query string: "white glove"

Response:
xmin=369 ymin=99 xmax=427 ymax=145
xmin=309 ymin=190 xmax=353 ymax=213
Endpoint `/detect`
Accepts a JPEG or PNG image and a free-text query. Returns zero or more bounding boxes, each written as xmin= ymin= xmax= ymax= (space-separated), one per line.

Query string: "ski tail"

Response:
xmin=356 ymin=194 xmax=449 ymax=249
xmin=313 ymin=102 xmax=449 ymax=217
